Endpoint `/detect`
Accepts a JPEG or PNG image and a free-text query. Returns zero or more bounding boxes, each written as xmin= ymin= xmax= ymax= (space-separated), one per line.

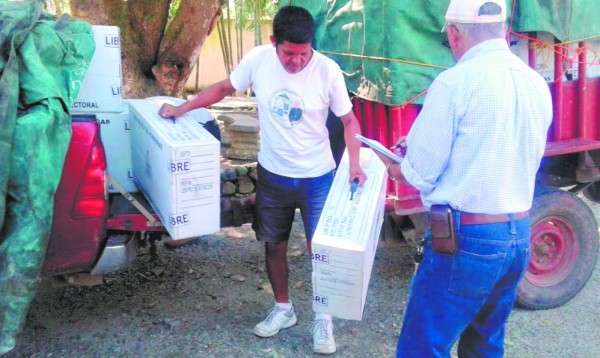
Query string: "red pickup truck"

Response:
xmin=42 ymin=114 xmax=164 ymax=284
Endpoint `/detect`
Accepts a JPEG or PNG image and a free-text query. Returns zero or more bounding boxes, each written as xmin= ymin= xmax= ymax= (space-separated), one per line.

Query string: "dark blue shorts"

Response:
xmin=252 ymin=164 xmax=334 ymax=243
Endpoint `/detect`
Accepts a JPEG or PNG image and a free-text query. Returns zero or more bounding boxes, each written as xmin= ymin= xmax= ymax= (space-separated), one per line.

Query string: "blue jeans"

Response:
xmin=396 ymin=215 xmax=531 ymax=358
xmin=252 ymin=164 xmax=334 ymax=243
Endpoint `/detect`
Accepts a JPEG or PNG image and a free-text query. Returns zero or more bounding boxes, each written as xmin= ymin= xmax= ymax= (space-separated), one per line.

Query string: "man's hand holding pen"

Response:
xmin=389 ymin=137 xmax=407 ymax=158
xmin=384 ymin=136 xmax=406 ymax=183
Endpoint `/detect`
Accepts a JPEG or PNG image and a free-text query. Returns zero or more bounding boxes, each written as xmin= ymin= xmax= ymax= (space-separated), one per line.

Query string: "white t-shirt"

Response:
xmin=229 ymin=45 xmax=352 ymax=178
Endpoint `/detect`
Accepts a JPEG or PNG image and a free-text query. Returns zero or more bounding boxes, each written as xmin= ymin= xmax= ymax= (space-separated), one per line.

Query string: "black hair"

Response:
xmin=272 ymin=5 xmax=315 ymax=45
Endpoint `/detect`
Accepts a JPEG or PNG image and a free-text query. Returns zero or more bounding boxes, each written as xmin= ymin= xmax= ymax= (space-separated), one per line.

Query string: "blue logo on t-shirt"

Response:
xmin=269 ymin=90 xmax=305 ymax=128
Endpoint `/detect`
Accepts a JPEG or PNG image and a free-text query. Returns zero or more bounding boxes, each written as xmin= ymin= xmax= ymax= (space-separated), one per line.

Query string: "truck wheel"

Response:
xmin=516 ymin=187 xmax=599 ymax=310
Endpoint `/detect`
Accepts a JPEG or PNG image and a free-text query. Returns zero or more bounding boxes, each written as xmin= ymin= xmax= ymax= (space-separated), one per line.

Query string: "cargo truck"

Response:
xmin=296 ymin=0 xmax=600 ymax=310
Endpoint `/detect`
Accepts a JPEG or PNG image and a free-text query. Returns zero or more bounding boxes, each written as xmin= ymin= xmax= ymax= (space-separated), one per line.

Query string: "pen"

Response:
xmin=389 ymin=144 xmax=407 ymax=156
xmin=170 ymin=116 xmax=177 ymax=124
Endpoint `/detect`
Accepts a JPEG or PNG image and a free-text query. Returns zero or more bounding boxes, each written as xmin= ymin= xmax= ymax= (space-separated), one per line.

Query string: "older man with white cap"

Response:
xmin=381 ymin=0 xmax=552 ymax=356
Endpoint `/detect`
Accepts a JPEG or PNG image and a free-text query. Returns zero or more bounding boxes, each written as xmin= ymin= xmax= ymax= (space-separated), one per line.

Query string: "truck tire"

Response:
xmin=516 ymin=187 xmax=599 ymax=310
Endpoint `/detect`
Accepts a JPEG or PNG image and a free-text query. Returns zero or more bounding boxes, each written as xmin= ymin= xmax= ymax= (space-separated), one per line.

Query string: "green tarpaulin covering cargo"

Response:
xmin=0 ymin=0 xmax=94 ymax=353
xmin=3 ymin=0 xmax=600 ymax=354
xmin=290 ymin=0 xmax=600 ymax=106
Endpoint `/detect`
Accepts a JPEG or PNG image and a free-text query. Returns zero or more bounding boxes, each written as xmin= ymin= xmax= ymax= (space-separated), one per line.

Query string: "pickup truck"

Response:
xmin=42 ymin=108 xmax=226 ymax=284
xmin=41 ymin=114 xmax=165 ymax=284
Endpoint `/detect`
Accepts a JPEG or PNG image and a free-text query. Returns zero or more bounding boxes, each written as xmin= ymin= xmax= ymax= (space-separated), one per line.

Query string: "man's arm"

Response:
xmin=339 ymin=111 xmax=367 ymax=186
xmin=158 ymin=78 xmax=236 ymax=118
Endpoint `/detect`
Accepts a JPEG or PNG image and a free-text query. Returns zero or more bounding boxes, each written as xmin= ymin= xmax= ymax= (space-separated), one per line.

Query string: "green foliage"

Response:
xmin=233 ymin=0 xmax=277 ymax=31
xmin=168 ymin=0 xmax=181 ymax=22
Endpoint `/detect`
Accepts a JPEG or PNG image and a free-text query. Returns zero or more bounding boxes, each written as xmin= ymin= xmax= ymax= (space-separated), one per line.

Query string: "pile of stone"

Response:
xmin=219 ymin=163 xmax=257 ymax=227
xmin=218 ymin=112 xmax=260 ymax=161
xmin=207 ymin=96 xmax=260 ymax=227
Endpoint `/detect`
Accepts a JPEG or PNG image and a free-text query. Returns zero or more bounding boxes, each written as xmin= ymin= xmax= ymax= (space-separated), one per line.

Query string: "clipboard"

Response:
xmin=355 ymin=134 xmax=403 ymax=163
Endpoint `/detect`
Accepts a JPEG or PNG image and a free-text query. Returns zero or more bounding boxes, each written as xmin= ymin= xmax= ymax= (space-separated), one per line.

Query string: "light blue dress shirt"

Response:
xmin=400 ymin=38 xmax=553 ymax=214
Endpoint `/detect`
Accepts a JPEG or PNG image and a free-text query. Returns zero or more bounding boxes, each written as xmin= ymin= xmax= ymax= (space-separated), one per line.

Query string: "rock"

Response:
xmin=248 ymin=165 xmax=258 ymax=181
xmin=230 ymin=275 xmax=246 ymax=282
xmin=222 ymin=181 xmax=237 ymax=196
xmin=216 ymin=113 xmax=236 ymax=125
xmin=227 ymin=114 xmax=260 ymax=133
xmin=221 ymin=197 xmax=232 ymax=212
xmin=234 ymin=165 xmax=248 ymax=176
xmin=226 ymin=148 xmax=258 ymax=161
xmin=237 ymin=175 xmax=255 ymax=194
xmin=223 ymin=168 xmax=237 ymax=181
xmin=223 ymin=113 xmax=260 ymax=161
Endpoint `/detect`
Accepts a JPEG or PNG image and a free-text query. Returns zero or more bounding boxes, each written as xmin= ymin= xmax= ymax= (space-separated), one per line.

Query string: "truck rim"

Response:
xmin=526 ymin=215 xmax=580 ymax=287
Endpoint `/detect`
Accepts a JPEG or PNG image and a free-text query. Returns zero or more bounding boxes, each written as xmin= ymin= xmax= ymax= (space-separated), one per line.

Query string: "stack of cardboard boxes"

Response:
xmin=71 ymin=26 xmax=221 ymax=241
xmin=70 ymin=25 xmax=137 ymax=193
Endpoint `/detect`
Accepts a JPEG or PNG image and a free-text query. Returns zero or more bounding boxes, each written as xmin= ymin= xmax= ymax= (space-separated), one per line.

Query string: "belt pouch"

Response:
xmin=430 ymin=204 xmax=457 ymax=254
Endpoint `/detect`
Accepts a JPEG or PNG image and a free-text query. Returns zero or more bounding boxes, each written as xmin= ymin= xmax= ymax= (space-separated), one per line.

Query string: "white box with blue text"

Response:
xmin=129 ymin=99 xmax=221 ymax=240
xmin=311 ymin=148 xmax=387 ymax=320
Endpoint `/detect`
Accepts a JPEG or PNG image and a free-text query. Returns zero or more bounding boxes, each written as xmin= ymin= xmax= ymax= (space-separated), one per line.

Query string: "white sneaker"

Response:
xmin=253 ymin=306 xmax=297 ymax=337
xmin=312 ymin=319 xmax=336 ymax=354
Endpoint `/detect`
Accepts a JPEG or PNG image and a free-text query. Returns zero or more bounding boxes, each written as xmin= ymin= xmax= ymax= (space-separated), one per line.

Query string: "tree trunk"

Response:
xmin=67 ymin=0 xmax=222 ymax=98
xmin=152 ymin=0 xmax=222 ymax=96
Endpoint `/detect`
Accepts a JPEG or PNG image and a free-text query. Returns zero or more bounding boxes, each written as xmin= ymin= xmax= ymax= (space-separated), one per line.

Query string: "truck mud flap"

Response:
xmin=91 ymin=234 xmax=137 ymax=275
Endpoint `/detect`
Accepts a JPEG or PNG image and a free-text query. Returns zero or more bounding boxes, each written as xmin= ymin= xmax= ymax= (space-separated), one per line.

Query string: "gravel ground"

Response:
xmin=5 ymin=204 xmax=600 ymax=358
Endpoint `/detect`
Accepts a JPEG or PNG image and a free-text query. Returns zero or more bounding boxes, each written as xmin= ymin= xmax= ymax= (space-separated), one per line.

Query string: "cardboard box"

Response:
xmin=71 ymin=74 xmax=123 ymax=113
xmin=70 ymin=25 xmax=123 ymax=113
xmin=129 ymin=99 xmax=221 ymax=240
xmin=311 ymin=148 xmax=387 ymax=320
xmin=94 ymin=101 xmax=138 ymax=193
xmin=90 ymin=25 xmax=121 ymax=62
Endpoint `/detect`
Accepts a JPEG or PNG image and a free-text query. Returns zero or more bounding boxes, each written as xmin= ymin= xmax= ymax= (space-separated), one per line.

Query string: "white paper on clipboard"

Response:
xmin=355 ymin=134 xmax=403 ymax=163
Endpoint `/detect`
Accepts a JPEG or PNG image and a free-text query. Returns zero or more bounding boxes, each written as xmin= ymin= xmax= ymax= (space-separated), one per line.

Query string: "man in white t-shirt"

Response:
xmin=158 ymin=6 xmax=366 ymax=355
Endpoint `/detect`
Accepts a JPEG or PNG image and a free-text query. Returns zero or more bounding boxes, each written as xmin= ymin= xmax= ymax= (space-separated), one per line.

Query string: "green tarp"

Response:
xmin=515 ymin=1 xmax=600 ymax=42
xmin=0 ymin=0 xmax=94 ymax=353
xmin=288 ymin=1 xmax=600 ymax=106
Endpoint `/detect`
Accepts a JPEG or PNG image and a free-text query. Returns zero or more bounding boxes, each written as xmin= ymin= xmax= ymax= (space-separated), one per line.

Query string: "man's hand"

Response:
xmin=349 ymin=164 xmax=367 ymax=187
xmin=374 ymin=136 xmax=407 ymax=183
xmin=158 ymin=103 xmax=180 ymax=119
xmin=391 ymin=136 xmax=407 ymax=157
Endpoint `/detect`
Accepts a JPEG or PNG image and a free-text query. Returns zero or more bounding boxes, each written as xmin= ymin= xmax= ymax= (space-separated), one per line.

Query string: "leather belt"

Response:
xmin=459 ymin=211 xmax=529 ymax=225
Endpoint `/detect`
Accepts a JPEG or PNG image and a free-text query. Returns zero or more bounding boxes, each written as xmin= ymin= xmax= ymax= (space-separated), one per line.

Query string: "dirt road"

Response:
xmin=5 ymin=206 xmax=600 ymax=357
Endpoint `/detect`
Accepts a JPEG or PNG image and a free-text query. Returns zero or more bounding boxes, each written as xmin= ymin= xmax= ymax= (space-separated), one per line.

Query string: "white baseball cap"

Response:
xmin=442 ymin=0 xmax=506 ymax=32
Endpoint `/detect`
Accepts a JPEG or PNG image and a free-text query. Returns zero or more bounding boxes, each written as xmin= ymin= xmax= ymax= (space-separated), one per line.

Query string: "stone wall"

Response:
xmin=208 ymin=97 xmax=260 ymax=228
xmin=219 ymin=163 xmax=257 ymax=227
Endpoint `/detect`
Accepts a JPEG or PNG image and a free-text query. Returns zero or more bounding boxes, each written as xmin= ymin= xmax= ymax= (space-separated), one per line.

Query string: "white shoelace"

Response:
xmin=313 ymin=320 xmax=332 ymax=340
xmin=264 ymin=307 xmax=289 ymax=326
